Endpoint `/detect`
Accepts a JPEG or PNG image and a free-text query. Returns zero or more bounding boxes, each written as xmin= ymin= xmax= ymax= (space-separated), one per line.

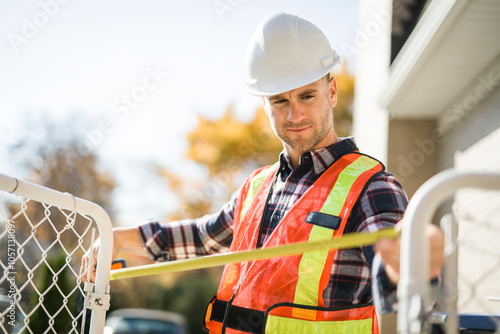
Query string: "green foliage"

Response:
xmin=27 ymin=251 xmax=79 ymax=333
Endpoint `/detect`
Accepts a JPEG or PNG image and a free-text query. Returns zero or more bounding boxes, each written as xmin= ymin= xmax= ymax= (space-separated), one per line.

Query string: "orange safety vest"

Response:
xmin=204 ymin=152 xmax=383 ymax=334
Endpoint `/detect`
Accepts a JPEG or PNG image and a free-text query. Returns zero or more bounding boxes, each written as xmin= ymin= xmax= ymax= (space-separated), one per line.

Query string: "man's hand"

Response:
xmin=79 ymin=226 xmax=146 ymax=283
xmin=79 ymin=238 xmax=98 ymax=283
xmin=375 ymin=223 xmax=445 ymax=285
xmin=79 ymin=237 xmax=119 ymax=283
xmin=427 ymin=224 xmax=446 ymax=279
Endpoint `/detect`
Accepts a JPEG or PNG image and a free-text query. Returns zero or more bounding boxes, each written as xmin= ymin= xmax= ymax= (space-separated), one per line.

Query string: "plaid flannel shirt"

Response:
xmin=138 ymin=137 xmax=407 ymax=308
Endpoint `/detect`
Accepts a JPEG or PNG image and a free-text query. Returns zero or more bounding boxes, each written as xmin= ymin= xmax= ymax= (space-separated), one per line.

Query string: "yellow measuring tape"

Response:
xmin=110 ymin=227 xmax=400 ymax=281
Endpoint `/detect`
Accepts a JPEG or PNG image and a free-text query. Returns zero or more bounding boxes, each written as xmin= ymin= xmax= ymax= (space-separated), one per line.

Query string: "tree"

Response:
xmin=186 ymin=104 xmax=283 ymax=177
xmin=157 ymin=105 xmax=282 ymax=219
xmin=7 ymin=115 xmax=115 ymax=248
xmin=9 ymin=117 xmax=115 ymax=214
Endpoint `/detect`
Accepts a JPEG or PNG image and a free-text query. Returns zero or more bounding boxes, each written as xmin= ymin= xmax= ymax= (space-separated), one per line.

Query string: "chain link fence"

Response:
xmin=0 ymin=174 xmax=113 ymax=334
xmin=453 ymin=187 xmax=500 ymax=327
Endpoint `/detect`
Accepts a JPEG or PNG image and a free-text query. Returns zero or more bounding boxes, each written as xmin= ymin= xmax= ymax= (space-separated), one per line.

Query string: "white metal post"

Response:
xmin=397 ymin=170 xmax=500 ymax=333
xmin=440 ymin=213 xmax=459 ymax=334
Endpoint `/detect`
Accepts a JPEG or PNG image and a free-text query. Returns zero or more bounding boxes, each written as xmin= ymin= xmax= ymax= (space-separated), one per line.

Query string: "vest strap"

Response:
xmin=206 ymin=297 xmax=265 ymax=333
xmin=204 ymin=297 xmax=377 ymax=334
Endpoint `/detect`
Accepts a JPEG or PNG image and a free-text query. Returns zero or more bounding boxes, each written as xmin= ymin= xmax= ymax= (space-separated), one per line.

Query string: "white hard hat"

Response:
xmin=246 ymin=12 xmax=340 ymax=97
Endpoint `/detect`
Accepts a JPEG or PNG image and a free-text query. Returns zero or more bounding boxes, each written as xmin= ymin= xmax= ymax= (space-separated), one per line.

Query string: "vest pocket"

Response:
xmin=305 ymin=211 xmax=341 ymax=229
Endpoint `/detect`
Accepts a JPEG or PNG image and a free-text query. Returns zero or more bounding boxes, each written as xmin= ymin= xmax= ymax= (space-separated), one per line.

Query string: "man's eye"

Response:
xmin=274 ymin=99 xmax=287 ymax=105
xmin=302 ymin=95 xmax=314 ymax=100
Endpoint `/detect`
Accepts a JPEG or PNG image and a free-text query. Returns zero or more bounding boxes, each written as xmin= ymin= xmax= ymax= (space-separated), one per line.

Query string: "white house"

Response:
xmin=352 ymin=0 xmax=500 ymax=328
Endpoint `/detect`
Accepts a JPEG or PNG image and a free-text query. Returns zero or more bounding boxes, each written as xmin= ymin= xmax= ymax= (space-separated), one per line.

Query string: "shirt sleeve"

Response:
xmin=351 ymin=172 xmax=408 ymax=313
xmin=137 ymin=190 xmax=238 ymax=262
xmin=353 ymin=172 xmax=408 ymax=235
xmin=353 ymin=172 xmax=408 ymax=261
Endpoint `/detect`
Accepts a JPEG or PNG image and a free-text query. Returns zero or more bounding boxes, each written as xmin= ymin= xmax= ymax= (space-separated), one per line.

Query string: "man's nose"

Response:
xmin=286 ymin=102 xmax=305 ymax=123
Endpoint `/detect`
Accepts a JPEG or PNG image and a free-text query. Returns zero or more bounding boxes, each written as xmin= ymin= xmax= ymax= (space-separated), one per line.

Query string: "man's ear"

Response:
xmin=329 ymin=76 xmax=338 ymax=108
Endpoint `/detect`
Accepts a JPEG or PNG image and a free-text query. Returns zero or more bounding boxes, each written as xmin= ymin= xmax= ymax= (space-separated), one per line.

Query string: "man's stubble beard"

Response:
xmin=274 ymin=106 xmax=333 ymax=154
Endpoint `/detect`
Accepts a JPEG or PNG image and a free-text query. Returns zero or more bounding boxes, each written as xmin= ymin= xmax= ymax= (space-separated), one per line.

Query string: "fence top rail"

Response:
xmin=0 ymin=173 xmax=106 ymax=221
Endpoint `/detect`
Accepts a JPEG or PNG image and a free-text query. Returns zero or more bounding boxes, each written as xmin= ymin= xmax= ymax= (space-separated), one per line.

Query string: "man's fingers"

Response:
xmin=79 ymin=253 xmax=97 ymax=283
xmin=427 ymin=224 xmax=445 ymax=278
xmin=375 ymin=237 xmax=401 ymax=262
xmin=89 ymin=266 xmax=96 ymax=282
xmin=376 ymin=237 xmax=401 ymax=273
xmin=79 ymin=254 xmax=88 ymax=280
xmin=375 ymin=237 xmax=402 ymax=284
xmin=80 ymin=238 xmax=102 ymax=283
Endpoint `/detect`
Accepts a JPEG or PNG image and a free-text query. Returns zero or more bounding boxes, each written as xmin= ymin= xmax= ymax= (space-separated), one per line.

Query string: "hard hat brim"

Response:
xmin=246 ymin=53 xmax=340 ymax=97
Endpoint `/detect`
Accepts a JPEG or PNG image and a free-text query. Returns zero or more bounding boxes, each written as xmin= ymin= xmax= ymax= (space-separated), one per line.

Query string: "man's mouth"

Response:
xmin=287 ymin=126 xmax=310 ymax=133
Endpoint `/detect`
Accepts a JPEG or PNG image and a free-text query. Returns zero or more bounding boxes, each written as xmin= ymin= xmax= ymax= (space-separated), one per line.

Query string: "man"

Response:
xmin=81 ymin=13 xmax=444 ymax=333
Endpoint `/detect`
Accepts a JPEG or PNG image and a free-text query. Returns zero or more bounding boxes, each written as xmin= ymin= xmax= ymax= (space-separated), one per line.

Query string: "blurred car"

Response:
xmin=104 ymin=308 xmax=188 ymax=334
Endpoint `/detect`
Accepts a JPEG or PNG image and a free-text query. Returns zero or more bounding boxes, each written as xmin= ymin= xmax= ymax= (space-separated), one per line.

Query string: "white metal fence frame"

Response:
xmin=397 ymin=169 xmax=500 ymax=334
xmin=0 ymin=173 xmax=114 ymax=334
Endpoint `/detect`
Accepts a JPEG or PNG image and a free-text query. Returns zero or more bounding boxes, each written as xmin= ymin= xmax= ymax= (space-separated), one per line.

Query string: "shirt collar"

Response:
xmin=279 ymin=137 xmax=359 ymax=175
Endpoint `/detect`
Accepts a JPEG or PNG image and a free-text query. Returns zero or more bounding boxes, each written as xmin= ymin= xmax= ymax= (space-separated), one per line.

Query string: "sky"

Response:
xmin=0 ymin=0 xmax=359 ymax=225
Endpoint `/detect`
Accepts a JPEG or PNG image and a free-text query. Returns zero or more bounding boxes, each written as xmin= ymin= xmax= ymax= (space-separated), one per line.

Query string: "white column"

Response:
xmin=351 ymin=0 xmax=393 ymax=164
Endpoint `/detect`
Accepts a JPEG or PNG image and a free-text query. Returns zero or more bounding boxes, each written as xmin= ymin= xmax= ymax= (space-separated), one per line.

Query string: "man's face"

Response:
xmin=263 ymin=76 xmax=338 ymax=159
